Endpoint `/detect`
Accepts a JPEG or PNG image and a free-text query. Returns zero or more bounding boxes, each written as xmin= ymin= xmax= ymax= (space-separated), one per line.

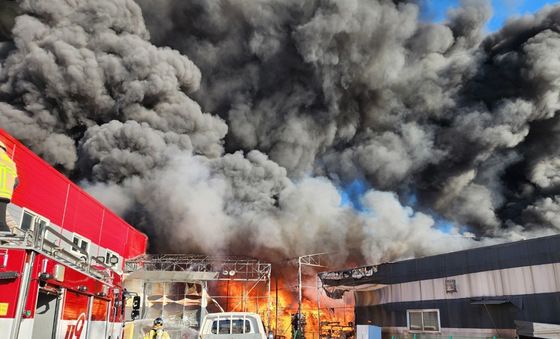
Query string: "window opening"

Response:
xmin=211 ymin=319 xmax=251 ymax=334
xmin=407 ymin=309 xmax=440 ymax=332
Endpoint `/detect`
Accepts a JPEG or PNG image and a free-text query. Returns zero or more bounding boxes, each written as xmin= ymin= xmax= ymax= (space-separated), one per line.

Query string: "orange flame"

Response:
xmin=208 ymin=278 xmax=353 ymax=339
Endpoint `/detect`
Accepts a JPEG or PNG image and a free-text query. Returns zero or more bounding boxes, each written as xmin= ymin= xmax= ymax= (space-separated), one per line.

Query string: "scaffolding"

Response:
xmin=125 ymin=254 xmax=271 ymax=281
xmin=124 ymin=254 xmax=273 ymax=328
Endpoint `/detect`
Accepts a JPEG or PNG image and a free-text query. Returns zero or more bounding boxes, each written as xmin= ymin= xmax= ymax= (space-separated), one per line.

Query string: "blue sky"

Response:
xmin=420 ymin=0 xmax=559 ymax=31
xmin=339 ymin=179 xmax=368 ymax=211
xmin=338 ymin=181 xmax=462 ymax=233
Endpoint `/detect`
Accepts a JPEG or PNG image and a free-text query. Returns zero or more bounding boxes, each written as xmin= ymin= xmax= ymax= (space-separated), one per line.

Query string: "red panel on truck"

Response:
xmin=0 ymin=129 xmax=148 ymax=259
xmin=0 ymin=249 xmax=26 ymax=318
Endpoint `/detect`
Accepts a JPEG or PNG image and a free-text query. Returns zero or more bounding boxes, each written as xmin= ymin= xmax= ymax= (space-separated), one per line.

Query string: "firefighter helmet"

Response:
xmin=154 ymin=317 xmax=164 ymax=326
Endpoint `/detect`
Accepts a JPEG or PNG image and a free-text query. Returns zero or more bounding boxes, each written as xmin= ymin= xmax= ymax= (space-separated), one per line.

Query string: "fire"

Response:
xmin=207 ymin=278 xmax=353 ymax=339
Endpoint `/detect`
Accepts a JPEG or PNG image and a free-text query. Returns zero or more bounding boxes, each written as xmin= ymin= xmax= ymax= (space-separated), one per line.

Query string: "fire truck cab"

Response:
xmin=0 ymin=129 xmax=148 ymax=339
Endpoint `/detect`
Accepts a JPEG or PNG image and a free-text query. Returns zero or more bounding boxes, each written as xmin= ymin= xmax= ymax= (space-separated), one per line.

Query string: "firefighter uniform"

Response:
xmin=0 ymin=141 xmax=17 ymax=233
xmin=143 ymin=328 xmax=171 ymax=339
xmin=144 ymin=318 xmax=170 ymax=339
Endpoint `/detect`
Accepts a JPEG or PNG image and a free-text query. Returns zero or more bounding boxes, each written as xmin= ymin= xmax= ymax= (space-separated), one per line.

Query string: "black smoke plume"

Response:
xmin=1 ymin=0 xmax=560 ymax=264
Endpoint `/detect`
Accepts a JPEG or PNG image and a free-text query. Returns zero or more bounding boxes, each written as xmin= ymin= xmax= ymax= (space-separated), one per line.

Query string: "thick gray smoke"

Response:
xmin=1 ymin=0 xmax=559 ymax=264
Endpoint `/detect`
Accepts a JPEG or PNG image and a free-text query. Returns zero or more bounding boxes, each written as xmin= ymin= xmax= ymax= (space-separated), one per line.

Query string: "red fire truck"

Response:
xmin=0 ymin=128 xmax=148 ymax=339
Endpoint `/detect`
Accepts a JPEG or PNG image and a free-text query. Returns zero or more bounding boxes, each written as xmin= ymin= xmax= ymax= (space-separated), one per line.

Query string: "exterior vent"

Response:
xmin=445 ymin=279 xmax=457 ymax=293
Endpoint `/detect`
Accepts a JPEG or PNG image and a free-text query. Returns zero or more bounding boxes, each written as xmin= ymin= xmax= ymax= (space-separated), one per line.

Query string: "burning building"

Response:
xmin=121 ymin=255 xmax=272 ymax=338
xmin=120 ymin=254 xmax=354 ymax=339
xmin=2 ymin=2 xmax=560 ymax=338
xmin=320 ymin=234 xmax=560 ymax=338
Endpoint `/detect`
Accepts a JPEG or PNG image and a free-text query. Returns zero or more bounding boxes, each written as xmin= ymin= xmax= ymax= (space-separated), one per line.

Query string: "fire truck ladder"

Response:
xmin=0 ymin=222 xmax=114 ymax=283
xmin=124 ymin=254 xmax=273 ymax=326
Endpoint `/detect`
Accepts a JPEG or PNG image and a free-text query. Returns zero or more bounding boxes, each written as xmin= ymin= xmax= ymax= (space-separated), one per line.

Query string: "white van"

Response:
xmin=199 ymin=312 xmax=269 ymax=339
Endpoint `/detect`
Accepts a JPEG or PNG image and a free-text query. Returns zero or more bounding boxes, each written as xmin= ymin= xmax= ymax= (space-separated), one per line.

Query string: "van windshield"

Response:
xmin=211 ymin=319 xmax=252 ymax=334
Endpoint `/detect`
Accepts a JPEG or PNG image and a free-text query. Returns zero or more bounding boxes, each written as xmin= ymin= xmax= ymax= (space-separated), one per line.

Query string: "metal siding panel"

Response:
xmin=74 ymin=190 xmax=103 ymax=241
xmin=501 ymin=264 xmax=527 ymax=295
xmin=521 ymin=266 xmax=535 ymax=294
xmin=480 ymin=266 xmax=499 ymax=296
xmin=554 ymin=263 xmax=560 ymax=290
xmin=376 ymin=289 xmax=386 ymax=305
xmin=419 ymin=279 xmax=435 ymax=301
xmin=355 ymin=291 xmax=366 ymax=306
xmin=325 ymin=233 xmax=560 ymax=286
xmin=490 ymin=269 xmax=504 ymax=296
xmin=9 ymin=145 xmax=67 ymax=227
xmin=390 ymin=284 xmax=400 ymax=304
xmin=443 ymin=252 xmax=466 ymax=277
xmin=355 ymin=292 xmax=560 ymax=329
xmin=531 ymin=264 xmax=556 ymax=293
xmin=390 ymin=260 xmax=410 ymax=282
xmin=124 ymin=228 xmax=148 ymax=259
xmin=62 ymin=187 xmax=79 ymax=234
xmin=469 ymin=272 xmax=492 ymax=296
xmin=399 ymin=281 xmax=420 ymax=302
xmin=100 ymin=214 xmax=127 ymax=256
xmin=433 ymin=278 xmax=446 ymax=300
xmin=377 ymin=286 xmax=388 ymax=305
xmin=522 ymin=293 xmax=560 ymax=325
xmin=357 ymin=261 xmax=560 ymax=305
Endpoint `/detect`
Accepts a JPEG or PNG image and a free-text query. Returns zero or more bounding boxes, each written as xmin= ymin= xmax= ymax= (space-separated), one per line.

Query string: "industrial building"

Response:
xmin=320 ymin=234 xmax=560 ymax=338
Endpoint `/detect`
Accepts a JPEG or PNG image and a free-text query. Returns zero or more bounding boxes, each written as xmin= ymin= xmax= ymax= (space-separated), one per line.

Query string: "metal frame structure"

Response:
xmin=296 ymin=254 xmax=327 ymax=316
xmin=1 ymin=221 xmax=113 ymax=283
xmin=125 ymin=254 xmax=271 ymax=281
xmin=124 ymin=254 xmax=273 ymax=326
xmin=293 ymin=253 xmax=328 ymax=339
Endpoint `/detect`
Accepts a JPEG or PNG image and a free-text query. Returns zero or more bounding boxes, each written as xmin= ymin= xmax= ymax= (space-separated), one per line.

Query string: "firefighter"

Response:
xmin=0 ymin=140 xmax=18 ymax=236
xmin=143 ymin=317 xmax=170 ymax=339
